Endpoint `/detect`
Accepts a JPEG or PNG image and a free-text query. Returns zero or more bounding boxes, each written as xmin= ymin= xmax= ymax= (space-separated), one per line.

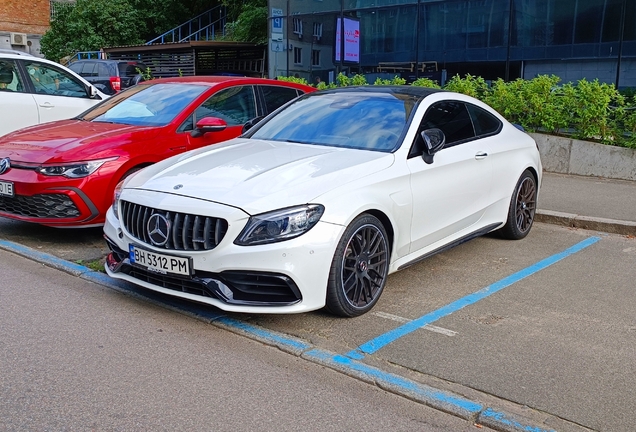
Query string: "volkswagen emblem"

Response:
xmin=0 ymin=157 xmax=10 ymax=175
xmin=147 ymin=213 xmax=171 ymax=246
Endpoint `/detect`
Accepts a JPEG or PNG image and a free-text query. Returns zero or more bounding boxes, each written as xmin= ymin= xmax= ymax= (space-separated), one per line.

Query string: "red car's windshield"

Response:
xmin=80 ymin=83 xmax=208 ymax=127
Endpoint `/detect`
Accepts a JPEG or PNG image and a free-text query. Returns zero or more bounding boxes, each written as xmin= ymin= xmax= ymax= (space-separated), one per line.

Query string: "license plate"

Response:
xmin=0 ymin=180 xmax=14 ymax=197
xmin=129 ymin=244 xmax=191 ymax=277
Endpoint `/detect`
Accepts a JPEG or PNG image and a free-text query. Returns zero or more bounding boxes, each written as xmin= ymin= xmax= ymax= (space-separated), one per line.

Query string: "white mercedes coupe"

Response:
xmin=103 ymin=86 xmax=542 ymax=317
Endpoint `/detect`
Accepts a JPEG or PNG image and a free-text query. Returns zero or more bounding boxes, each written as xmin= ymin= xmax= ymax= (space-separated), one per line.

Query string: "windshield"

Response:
xmin=80 ymin=83 xmax=207 ymax=126
xmin=250 ymin=91 xmax=417 ymax=152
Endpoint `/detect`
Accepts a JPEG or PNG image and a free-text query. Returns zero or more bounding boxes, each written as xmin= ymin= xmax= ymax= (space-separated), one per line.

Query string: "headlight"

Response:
xmin=111 ymin=179 xmax=125 ymax=220
xmin=37 ymin=157 xmax=117 ymax=178
xmin=235 ymin=204 xmax=325 ymax=246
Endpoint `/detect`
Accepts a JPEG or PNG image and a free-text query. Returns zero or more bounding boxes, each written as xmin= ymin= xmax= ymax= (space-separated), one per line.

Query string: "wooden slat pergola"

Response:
xmin=103 ymin=41 xmax=266 ymax=78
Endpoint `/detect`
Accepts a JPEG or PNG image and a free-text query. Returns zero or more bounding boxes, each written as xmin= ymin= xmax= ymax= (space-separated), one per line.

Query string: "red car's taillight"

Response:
xmin=110 ymin=76 xmax=121 ymax=92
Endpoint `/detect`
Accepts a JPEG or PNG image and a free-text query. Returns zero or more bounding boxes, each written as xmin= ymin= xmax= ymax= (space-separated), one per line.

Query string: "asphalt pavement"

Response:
xmin=0 ymin=170 xmax=635 ymax=432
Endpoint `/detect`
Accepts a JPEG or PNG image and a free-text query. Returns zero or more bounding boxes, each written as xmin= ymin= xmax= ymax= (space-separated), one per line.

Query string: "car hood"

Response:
xmin=0 ymin=120 xmax=158 ymax=164
xmin=129 ymin=138 xmax=395 ymax=215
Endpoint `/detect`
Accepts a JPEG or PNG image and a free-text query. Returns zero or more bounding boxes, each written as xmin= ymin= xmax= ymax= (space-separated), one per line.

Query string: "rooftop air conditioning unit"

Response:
xmin=10 ymin=33 xmax=27 ymax=46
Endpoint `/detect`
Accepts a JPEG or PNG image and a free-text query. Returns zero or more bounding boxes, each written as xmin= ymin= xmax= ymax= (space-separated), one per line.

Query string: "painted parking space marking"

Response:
xmin=0 ymin=238 xmax=560 ymax=431
xmin=373 ymin=311 xmax=458 ymax=336
xmin=347 ymin=236 xmax=601 ymax=360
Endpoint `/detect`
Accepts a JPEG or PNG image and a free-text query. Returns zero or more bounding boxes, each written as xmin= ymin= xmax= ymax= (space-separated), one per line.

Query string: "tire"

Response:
xmin=498 ymin=170 xmax=537 ymax=240
xmin=326 ymin=214 xmax=389 ymax=317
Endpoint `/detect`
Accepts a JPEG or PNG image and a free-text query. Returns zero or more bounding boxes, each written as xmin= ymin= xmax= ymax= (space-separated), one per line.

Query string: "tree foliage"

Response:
xmin=41 ymin=0 xmax=223 ymax=61
xmin=42 ymin=0 xmax=145 ymax=61
xmin=222 ymin=0 xmax=267 ymax=45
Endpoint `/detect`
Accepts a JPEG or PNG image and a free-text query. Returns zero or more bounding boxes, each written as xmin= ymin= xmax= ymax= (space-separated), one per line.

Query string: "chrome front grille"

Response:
xmin=120 ymin=200 xmax=228 ymax=251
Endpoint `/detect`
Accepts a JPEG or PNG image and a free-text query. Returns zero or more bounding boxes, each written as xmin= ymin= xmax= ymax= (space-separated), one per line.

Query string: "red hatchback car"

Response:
xmin=0 ymin=77 xmax=315 ymax=227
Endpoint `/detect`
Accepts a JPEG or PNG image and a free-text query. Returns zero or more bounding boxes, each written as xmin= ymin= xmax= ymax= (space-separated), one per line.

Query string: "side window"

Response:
xmin=0 ymin=59 xmax=25 ymax=92
xmin=260 ymin=85 xmax=301 ymax=113
xmin=77 ymin=62 xmax=95 ymax=77
xmin=68 ymin=62 xmax=83 ymax=75
xmin=192 ymin=86 xmax=256 ymax=127
xmin=25 ymin=61 xmax=88 ymax=98
xmin=97 ymin=63 xmax=111 ymax=77
xmin=466 ymin=103 xmax=502 ymax=137
xmin=420 ymin=101 xmax=475 ymax=147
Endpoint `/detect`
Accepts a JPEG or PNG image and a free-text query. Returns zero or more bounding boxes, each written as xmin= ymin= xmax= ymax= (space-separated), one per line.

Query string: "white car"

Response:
xmin=0 ymin=51 xmax=107 ymax=137
xmin=103 ymin=86 xmax=542 ymax=317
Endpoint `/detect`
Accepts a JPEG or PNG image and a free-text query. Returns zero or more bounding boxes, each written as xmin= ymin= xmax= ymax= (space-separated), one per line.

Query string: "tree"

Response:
xmin=222 ymin=0 xmax=267 ymax=45
xmin=41 ymin=0 xmax=222 ymax=61
xmin=40 ymin=0 xmax=265 ymax=61
xmin=41 ymin=0 xmax=146 ymax=61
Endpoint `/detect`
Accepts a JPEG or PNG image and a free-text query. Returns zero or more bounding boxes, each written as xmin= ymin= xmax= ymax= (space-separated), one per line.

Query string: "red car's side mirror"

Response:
xmin=192 ymin=117 xmax=227 ymax=138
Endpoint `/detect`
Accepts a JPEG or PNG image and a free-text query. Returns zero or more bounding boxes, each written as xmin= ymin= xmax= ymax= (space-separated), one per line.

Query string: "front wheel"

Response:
xmin=498 ymin=170 xmax=537 ymax=240
xmin=326 ymin=214 xmax=389 ymax=317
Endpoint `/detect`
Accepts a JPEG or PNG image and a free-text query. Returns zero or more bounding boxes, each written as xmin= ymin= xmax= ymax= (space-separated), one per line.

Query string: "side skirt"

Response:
xmin=397 ymin=223 xmax=502 ymax=271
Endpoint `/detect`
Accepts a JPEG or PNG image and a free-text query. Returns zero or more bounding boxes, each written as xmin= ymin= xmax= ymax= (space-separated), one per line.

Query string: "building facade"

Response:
xmin=268 ymin=0 xmax=635 ymax=88
xmin=0 ymin=0 xmax=66 ymax=56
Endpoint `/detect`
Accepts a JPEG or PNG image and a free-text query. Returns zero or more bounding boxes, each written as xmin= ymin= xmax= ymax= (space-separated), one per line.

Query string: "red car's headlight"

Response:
xmin=37 ymin=157 xmax=118 ymax=178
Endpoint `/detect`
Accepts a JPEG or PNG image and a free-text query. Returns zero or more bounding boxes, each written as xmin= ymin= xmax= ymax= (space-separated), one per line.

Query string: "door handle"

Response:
xmin=475 ymin=151 xmax=488 ymax=160
xmin=38 ymin=102 xmax=54 ymax=109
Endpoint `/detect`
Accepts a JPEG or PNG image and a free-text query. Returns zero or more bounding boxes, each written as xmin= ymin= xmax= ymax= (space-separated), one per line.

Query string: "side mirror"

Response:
xmin=191 ymin=117 xmax=227 ymax=138
xmin=88 ymin=85 xmax=98 ymax=99
xmin=241 ymin=116 xmax=265 ymax=134
xmin=420 ymin=128 xmax=445 ymax=165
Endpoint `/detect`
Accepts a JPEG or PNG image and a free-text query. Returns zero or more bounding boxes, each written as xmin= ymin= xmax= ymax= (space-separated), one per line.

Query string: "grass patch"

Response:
xmin=75 ymin=258 xmax=106 ymax=273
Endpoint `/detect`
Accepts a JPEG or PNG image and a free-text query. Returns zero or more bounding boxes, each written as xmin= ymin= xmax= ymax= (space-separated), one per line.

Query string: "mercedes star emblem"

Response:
xmin=147 ymin=213 xmax=170 ymax=246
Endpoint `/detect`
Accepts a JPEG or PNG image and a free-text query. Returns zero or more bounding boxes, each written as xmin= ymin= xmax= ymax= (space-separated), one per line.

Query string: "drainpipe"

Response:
xmin=505 ymin=0 xmax=514 ymax=81
xmin=615 ymin=0 xmax=626 ymax=88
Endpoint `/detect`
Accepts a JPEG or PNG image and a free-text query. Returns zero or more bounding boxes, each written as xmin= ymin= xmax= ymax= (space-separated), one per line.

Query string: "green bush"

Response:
xmin=374 ymin=75 xmax=406 ymax=86
xmin=276 ymin=75 xmax=310 ymax=85
xmin=274 ymin=71 xmax=634 ymax=149
xmin=443 ymin=74 xmax=488 ymax=98
xmin=411 ymin=77 xmax=441 ymax=88
xmin=559 ymin=79 xmax=623 ymax=144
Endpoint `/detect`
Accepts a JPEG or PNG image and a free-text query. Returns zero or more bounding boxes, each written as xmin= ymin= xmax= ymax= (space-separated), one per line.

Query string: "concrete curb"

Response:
xmin=0 ymin=238 xmax=592 ymax=432
xmin=536 ymin=209 xmax=636 ymax=236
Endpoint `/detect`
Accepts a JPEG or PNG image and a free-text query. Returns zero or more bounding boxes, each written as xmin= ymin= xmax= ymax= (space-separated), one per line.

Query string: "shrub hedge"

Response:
xmin=277 ymin=73 xmax=636 ymax=149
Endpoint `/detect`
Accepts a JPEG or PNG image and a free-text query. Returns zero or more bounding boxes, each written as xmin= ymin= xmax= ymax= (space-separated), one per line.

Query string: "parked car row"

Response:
xmin=0 ymin=76 xmax=314 ymax=227
xmin=0 ymin=71 xmax=541 ymax=317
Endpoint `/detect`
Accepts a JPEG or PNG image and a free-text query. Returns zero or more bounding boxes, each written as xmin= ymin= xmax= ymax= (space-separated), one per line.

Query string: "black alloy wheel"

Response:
xmin=499 ymin=170 xmax=537 ymax=240
xmin=326 ymin=214 xmax=389 ymax=317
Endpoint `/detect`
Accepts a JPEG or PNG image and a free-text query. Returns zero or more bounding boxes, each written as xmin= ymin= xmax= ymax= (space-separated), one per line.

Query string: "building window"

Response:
xmin=294 ymin=47 xmax=302 ymax=64
xmin=293 ymin=18 xmax=303 ymax=36
xmin=312 ymin=49 xmax=320 ymax=67
xmin=313 ymin=22 xmax=323 ymax=40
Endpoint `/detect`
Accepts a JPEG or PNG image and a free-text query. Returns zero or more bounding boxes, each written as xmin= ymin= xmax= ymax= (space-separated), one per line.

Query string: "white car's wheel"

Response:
xmin=326 ymin=214 xmax=389 ymax=317
xmin=498 ymin=170 xmax=537 ymax=240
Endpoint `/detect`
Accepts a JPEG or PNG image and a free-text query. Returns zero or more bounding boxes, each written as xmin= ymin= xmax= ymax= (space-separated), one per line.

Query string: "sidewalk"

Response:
xmin=537 ymin=171 xmax=636 ymax=236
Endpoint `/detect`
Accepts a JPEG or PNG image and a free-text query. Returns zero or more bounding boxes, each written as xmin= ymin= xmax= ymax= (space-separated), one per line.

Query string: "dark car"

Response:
xmin=68 ymin=59 xmax=149 ymax=95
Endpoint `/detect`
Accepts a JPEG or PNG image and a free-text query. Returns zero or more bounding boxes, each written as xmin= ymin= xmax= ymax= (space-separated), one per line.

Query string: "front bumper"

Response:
xmin=0 ymin=166 xmax=105 ymax=227
xmin=103 ymin=194 xmax=344 ymax=314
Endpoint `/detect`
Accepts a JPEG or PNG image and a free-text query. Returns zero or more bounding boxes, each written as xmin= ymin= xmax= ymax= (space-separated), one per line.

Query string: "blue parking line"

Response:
xmin=0 ymin=238 xmax=559 ymax=431
xmin=347 ymin=236 xmax=600 ymax=359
